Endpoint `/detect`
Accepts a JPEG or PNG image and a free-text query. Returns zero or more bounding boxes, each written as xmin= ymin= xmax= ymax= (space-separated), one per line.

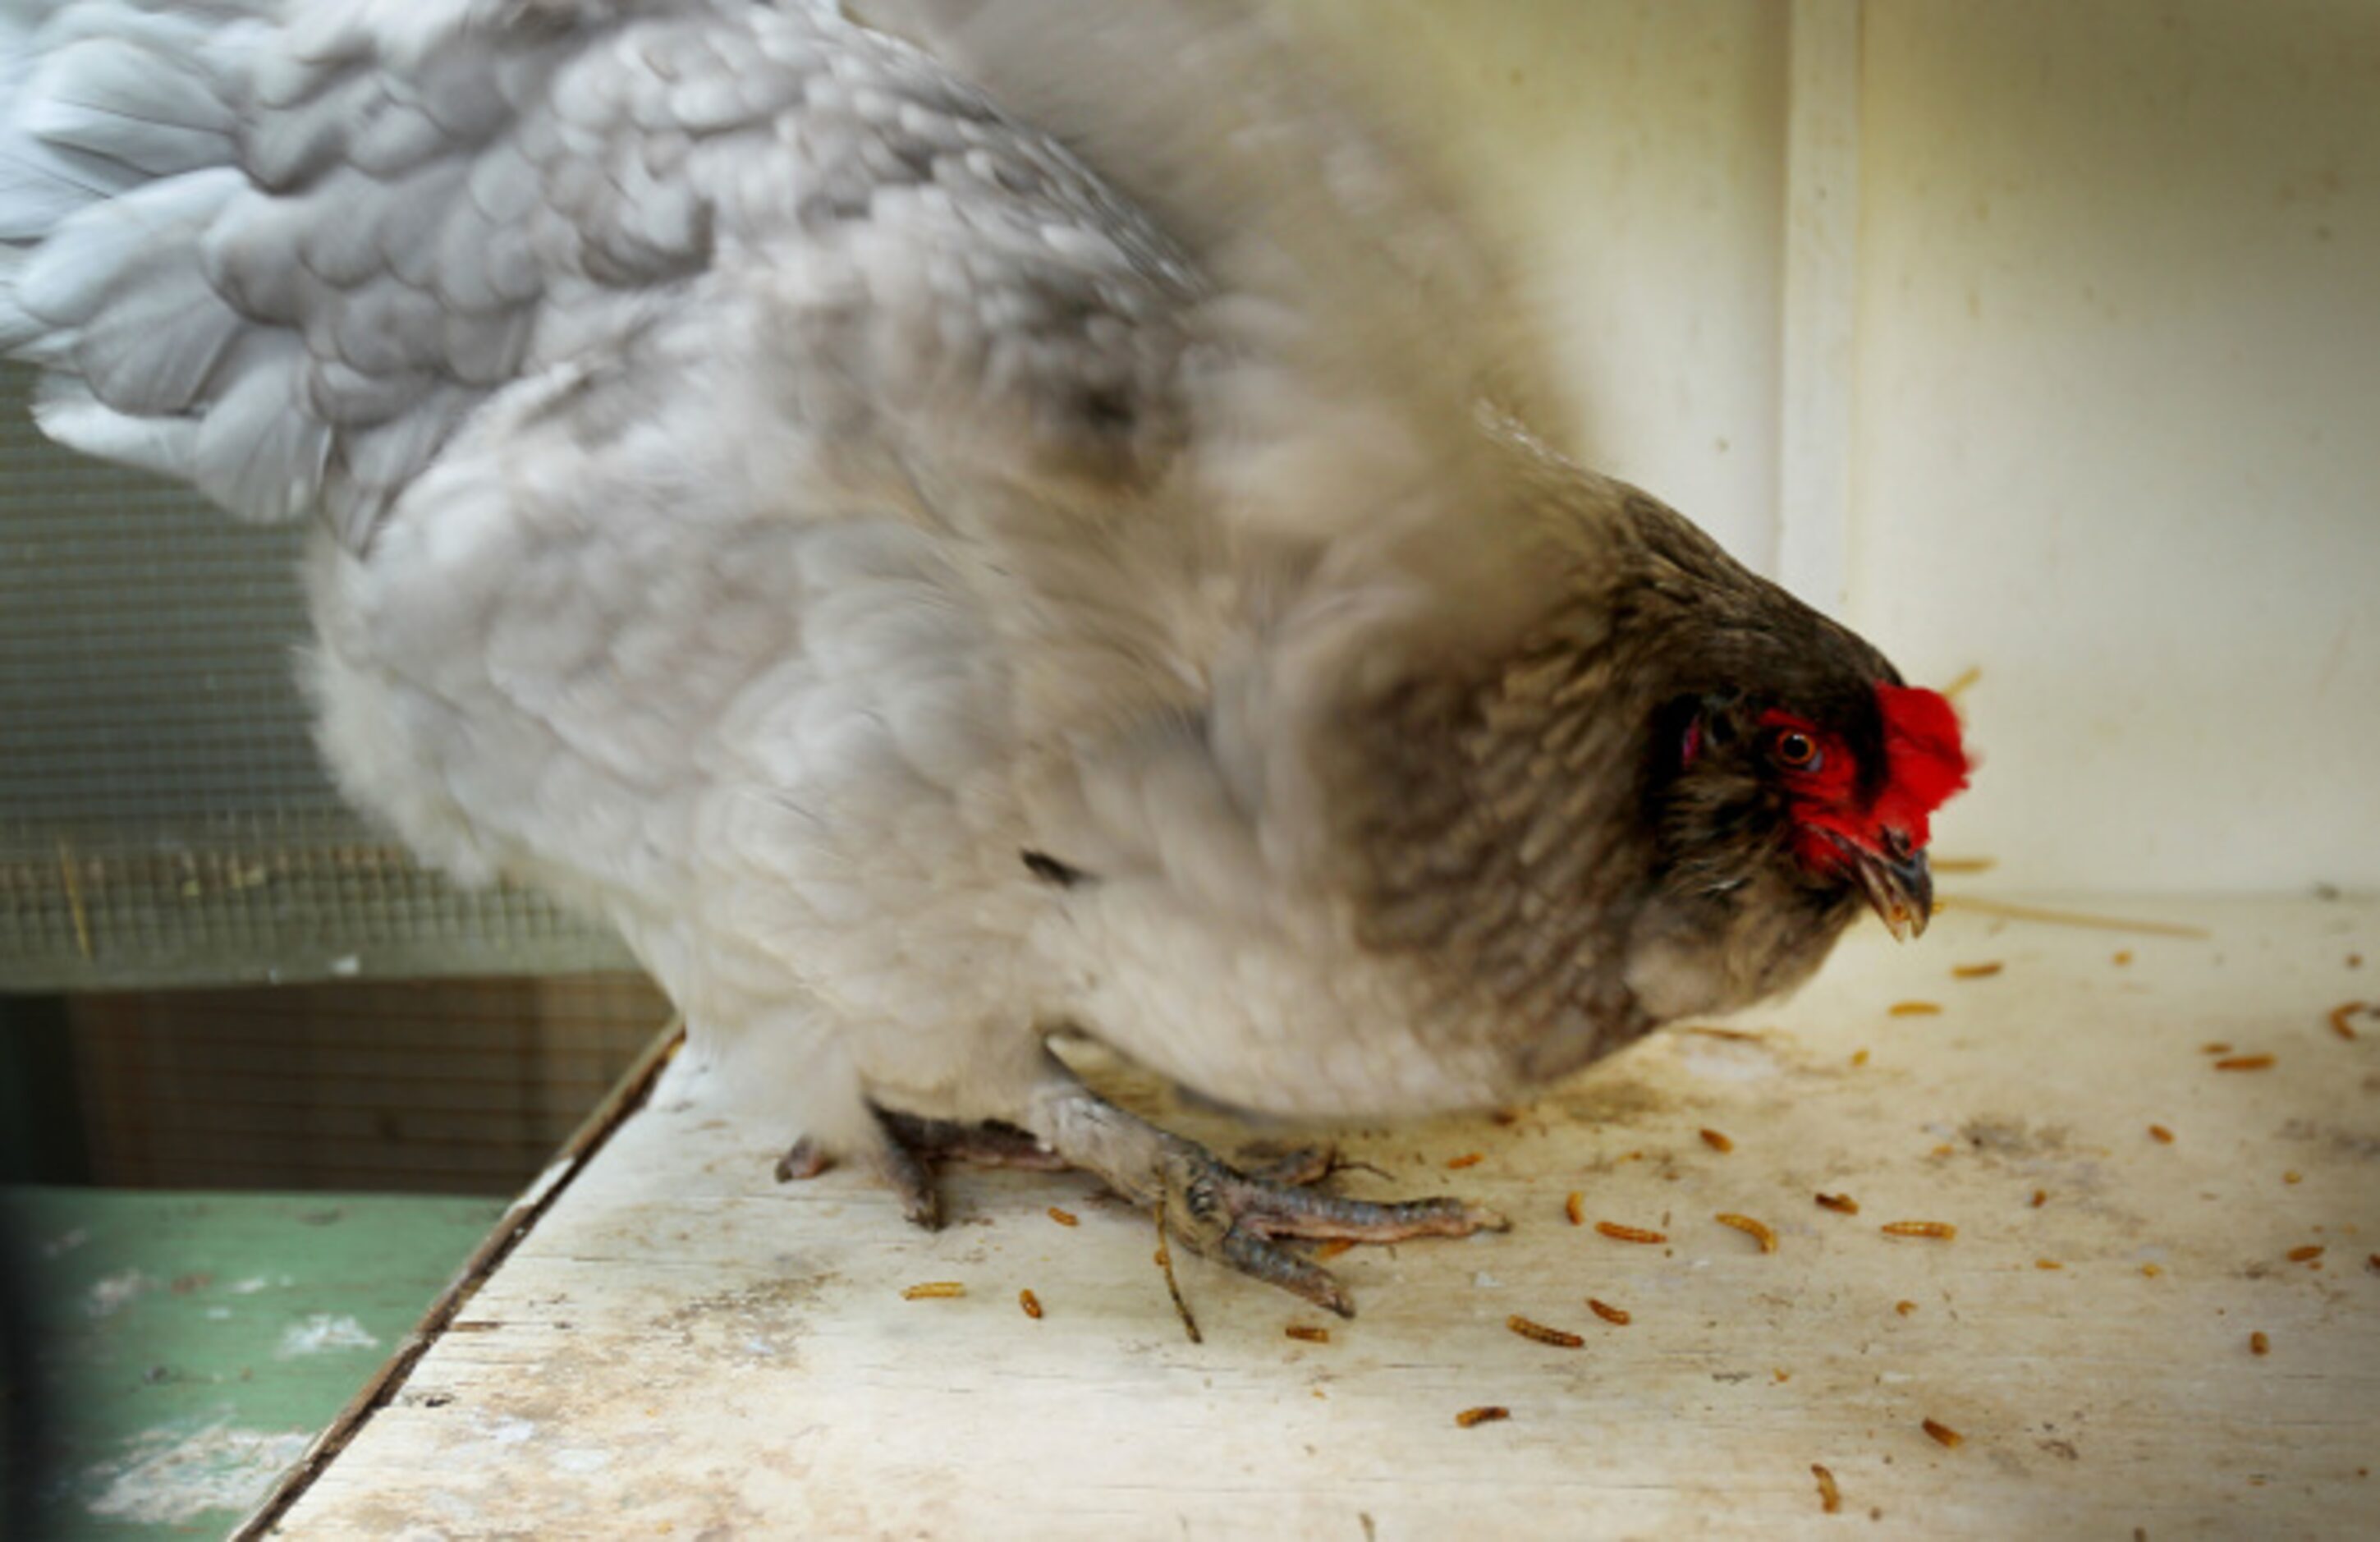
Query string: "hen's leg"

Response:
xmin=1025 ymin=1069 xmax=1506 ymax=1318
xmin=874 ymin=1111 xmax=1072 ymax=1174
xmin=775 ymin=1108 xmax=1068 ymax=1229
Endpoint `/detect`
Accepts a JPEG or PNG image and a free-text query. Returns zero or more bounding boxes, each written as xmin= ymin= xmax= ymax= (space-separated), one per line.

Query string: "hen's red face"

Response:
xmin=1766 ymin=684 xmax=1970 ymax=938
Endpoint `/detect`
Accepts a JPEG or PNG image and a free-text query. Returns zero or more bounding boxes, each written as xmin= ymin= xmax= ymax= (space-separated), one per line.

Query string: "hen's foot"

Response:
xmin=774 ymin=1109 xmax=1066 ymax=1230
xmin=1155 ymin=1137 xmax=1506 ymax=1316
xmin=1029 ymin=1081 xmax=1507 ymax=1317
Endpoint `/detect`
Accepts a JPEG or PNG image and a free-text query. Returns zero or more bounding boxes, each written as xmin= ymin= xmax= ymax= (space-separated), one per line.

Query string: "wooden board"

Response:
xmin=260 ymin=897 xmax=2379 ymax=1537
xmin=3 ymin=1189 xmax=505 ymax=1539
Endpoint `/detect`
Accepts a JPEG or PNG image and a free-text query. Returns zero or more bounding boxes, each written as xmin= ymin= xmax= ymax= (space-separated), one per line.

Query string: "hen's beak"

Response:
xmin=1840 ymin=833 xmax=1933 ymax=941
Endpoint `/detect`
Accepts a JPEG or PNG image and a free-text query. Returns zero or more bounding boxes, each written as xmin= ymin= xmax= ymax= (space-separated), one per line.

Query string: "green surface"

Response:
xmin=4 ymin=1187 xmax=505 ymax=1540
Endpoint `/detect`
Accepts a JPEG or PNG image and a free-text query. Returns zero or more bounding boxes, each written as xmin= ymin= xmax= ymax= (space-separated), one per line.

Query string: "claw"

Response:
xmin=773 ymin=1137 xmax=834 ymax=1184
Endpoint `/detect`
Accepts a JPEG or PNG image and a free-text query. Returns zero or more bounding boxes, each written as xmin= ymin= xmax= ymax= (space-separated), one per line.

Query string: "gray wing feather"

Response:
xmin=3 ymin=0 xmax=1208 ymax=548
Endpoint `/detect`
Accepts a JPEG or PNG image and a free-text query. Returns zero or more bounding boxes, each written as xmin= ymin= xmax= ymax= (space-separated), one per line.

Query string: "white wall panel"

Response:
xmin=1851 ymin=0 xmax=2380 ymax=890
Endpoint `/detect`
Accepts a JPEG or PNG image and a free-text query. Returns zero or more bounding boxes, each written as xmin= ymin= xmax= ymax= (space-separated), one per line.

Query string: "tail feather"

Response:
xmin=31 ymin=369 xmax=201 ymax=484
xmin=1 ymin=0 xmax=314 ymax=517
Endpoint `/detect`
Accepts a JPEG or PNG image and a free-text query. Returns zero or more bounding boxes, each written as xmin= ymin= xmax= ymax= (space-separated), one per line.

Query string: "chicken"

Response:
xmin=0 ymin=0 xmax=1967 ymax=1314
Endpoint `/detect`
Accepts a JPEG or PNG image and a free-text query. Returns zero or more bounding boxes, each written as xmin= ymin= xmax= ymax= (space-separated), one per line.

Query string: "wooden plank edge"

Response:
xmin=230 ymin=1017 xmax=688 ymax=1539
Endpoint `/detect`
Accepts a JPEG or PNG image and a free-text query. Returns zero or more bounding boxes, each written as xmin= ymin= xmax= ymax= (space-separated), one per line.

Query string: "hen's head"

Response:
xmin=1658 ymin=674 xmax=1969 ymax=939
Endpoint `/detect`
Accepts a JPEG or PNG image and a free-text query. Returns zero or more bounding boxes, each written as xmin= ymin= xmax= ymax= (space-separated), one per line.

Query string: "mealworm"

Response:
xmin=1715 ymin=1213 xmax=1777 ymax=1253
xmin=1595 ymin=1222 xmax=1666 ymax=1245
xmin=1506 ymin=1314 xmax=1584 ymax=1348
xmin=1882 ymin=1220 xmax=1957 ymax=1240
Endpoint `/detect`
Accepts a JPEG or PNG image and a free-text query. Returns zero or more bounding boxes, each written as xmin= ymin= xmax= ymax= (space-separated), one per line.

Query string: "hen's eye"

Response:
xmin=1771 ymin=729 xmax=1821 ymax=771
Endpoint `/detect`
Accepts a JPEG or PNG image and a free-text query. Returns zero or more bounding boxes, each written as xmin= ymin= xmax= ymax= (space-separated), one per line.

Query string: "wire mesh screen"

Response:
xmin=0 ymin=363 xmax=633 ymax=990
xmin=66 ymin=974 xmax=669 ymax=1194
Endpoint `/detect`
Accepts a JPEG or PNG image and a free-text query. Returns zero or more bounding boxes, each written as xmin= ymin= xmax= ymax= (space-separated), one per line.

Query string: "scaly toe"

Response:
xmin=1223 ymin=1174 xmax=1509 ymax=1244
xmin=1218 ymin=1227 xmax=1355 ymax=1317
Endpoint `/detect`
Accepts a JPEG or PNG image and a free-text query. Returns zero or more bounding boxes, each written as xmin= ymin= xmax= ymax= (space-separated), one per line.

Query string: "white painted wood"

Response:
xmin=1775 ymin=0 xmax=1861 ymax=612
xmin=273 ymin=897 xmax=2380 ymax=1538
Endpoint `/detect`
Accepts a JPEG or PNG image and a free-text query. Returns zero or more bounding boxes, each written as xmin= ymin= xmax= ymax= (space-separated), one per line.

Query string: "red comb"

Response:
xmin=1873 ymin=684 xmax=1969 ymax=846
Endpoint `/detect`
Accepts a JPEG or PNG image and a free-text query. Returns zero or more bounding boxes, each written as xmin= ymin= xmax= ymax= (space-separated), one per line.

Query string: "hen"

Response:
xmin=0 ymin=0 xmax=1966 ymax=1313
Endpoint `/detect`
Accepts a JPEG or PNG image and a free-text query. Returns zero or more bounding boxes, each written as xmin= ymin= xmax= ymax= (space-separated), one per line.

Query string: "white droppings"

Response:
xmin=204 ymin=1306 xmax=232 ymax=1321
xmin=1673 ymin=1038 xmax=1785 ymax=1083
xmin=274 ymin=1314 xmax=381 ymax=1358
xmin=1470 ymin=1271 xmax=1502 ymax=1289
xmin=551 ymin=1446 xmax=612 ymax=1474
xmin=86 ymin=1271 xmax=155 ymax=1317
xmin=42 ymin=1227 xmax=89 ymax=1258
xmin=328 ymin=953 xmax=362 ymax=976
xmin=228 ymin=1275 xmax=291 ymax=1295
xmin=86 ymin=1421 xmax=310 ymax=1524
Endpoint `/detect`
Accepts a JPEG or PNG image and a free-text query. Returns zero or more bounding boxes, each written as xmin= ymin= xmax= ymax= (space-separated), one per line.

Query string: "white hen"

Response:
xmin=2 ymin=0 xmax=1966 ymax=1314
